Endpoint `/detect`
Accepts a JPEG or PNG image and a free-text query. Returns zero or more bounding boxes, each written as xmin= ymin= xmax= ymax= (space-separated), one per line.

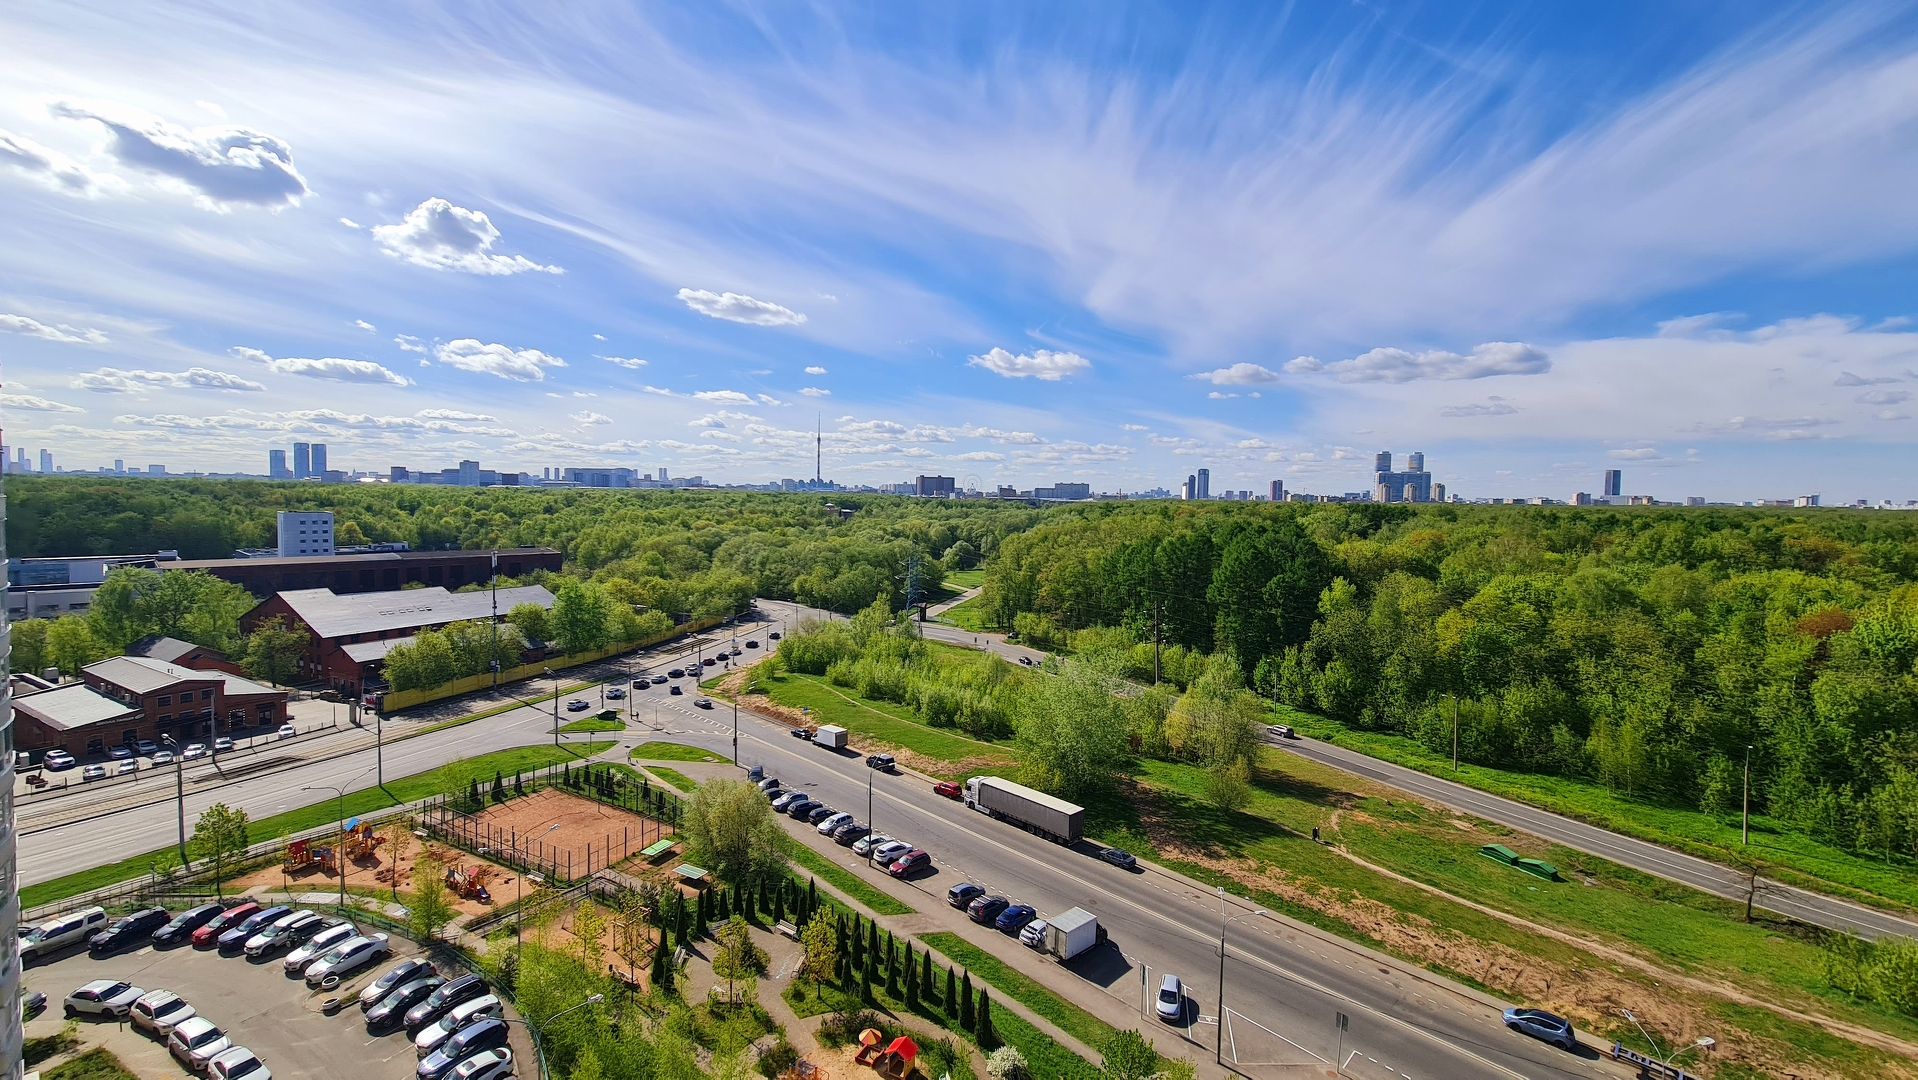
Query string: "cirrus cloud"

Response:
xmin=434 ymin=339 xmax=566 ymax=382
xmin=372 ymin=198 xmax=562 ymax=275
xmin=966 ymin=347 xmax=1090 ymax=381
xmin=676 ymin=289 xmax=807 ymax=326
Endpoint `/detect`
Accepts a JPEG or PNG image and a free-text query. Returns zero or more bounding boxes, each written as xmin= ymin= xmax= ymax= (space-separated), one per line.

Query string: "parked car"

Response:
xmin=136 ymin=739 xmax=159 ymax=756
xmin=759 ymin=786 xmax=784 ymax=802
xmin=416 ymin=1017 xmax=509 ymax=1080
xmin=854 ymin=834 xmax=894 ymax=857
xmin=117 ymin=761 xmax=138 ymax=775
xmin=1502 ymin=1007 xmax=1578 ymax=1050
xmin=667 ymin=668 xmax=686 ymax=679
xmin=218 ymin=905 xmax=291 ymax=953
xmin=1267 ymin=724 xmax=1295 ymax=739
xmin=366 ymin=976 xmax=445 ymax=1030
xmin=449 ymin=1048 xmax=513 ymax=1080
xmin=1156 ymin=975 xmax=1185 ymax=1022
xmin=694 ymin=698 xmax=714 ymax=709
xmin=304 ymin=934 xmax=390 ymax=986
xmin=784 ymin=798 xmax=822 ymax=820
xmin=947 ymin=883 xmax=985 ymax=909
xmin=413 ymin=995 xmax=503 ymax=1057
xmin=192 ymin=903 xmax=261 ymax=949
xmin=933 ymin=781 xmax=962 ymax=800
xmin=770 ymin=791 xmax=807 ymax=811
xmin=245 ymin=911 xmax=323 ymax=957
xmin=1099 ymin=847 xmax=1139 ymax=871
xmin=169 ymin=1015 xmax=232 ymax=1071
xmin=80 ymin=764 xmax=108 ymax=782
xmin=668 ymin=685 xmax=683 ymax=695
xmin=816 ymin=812 xmax=854 ymax=836
xmin=566 ymin=699 xmax=591 ymax=712
xmin=889 ymin=849 xmax=932 ymax=877
xmin=967 ymin=895 xmax=1010 ymax=925
xmin=207 ymin=1045 xmax=271 ymax=1080
xmin=832 ymin=822 xmax=871 ymax=846
xmin=43 ymin=749 xmax=77 ymax=771
xmin=606 ymin=687 xmax=625 ymax=700
xmin=23 ymin=907 xmax=109 ymax=962
xmin=404 ymin=973 xmax=489 ymax=1031
xmin=865 ymin=753 xmax=895 ymax=771
xmin=994 ymin=904 xmax=1036 ymax=933
xmin=869 ymin=840 xmax=912 ymax=865
xmin=756 ymin=776 xmax=781 ymax=792
xmin=108 ymin=745 xmax=133 ymax=760
xmin=213 ymin=737 xmax=234 ymax=753
xmin=789 ymin=726 xmax=812 ymax=739
xmin=89 ymin=907 xmax=171 ymax=955
xmin=130 ymin=990 xmax=196 ymax=1037
xmin=277 ymin=725 xmax=296 ymax=739
xmin=150 ymin=750 xmax=175 ymax=766
xmin=21 ymin=991 xmax=47 ymax=1019
xmin=154 ymin=904 xmax=225 ymax=947
xmin=283 ymin=922 xmax=359 ymax=975
xmin=182 ymin=743 xmax=208 ymax=761
xmin=65 ymin=979 xmax=145 ymax=1019
xmin=1020 ymin=920 xmax=1048 ymax=948
xmin=1017 ymin=656 xmax=1033 ymax=665
xmin=361 ymin=958 xmax=436 ymax=1011
xmin=806 ymin=804 xmax=839 ymax=825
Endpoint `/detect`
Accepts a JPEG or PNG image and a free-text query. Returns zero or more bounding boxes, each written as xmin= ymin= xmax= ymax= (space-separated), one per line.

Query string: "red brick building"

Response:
xmin=11 ymin=655 xmax=290 ymax=756
xmin=168 ymin=547 xmax=562 ymax=598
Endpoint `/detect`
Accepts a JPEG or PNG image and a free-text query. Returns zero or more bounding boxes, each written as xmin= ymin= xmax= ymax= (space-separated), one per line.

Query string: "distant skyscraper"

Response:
xmin=1373 ymin=449 xmax=1433 ymax=503
xmin=1196 ymin=468 xmax=1210 ymax=499
xmin=1407 ymin=452 xmax=1423 ymax=473
xmin=1603 ymin=469 xmax=1622 ymax=497
xmin=293 ymin=442 xmax=311 ymax=478
xmin=37 ymin=449 xmax=51 ymax=474
xmin=1374 ymin=450 xmax=1392 ymax=474
xmin=269 ymin=449 xmax=289 ymax=479
xmin=1270 ymin=480 xmax=1284 ymax=502
xmin=311 ymin=443 xmax=328 ymax=477
xmin=113 ymin=459 xmax=124 ymax=474
xmin=658 ymin=467 xmax=669 ymax=482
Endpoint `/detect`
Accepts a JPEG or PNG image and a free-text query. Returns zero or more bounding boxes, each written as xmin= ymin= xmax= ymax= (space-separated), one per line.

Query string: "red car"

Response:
xmin=189 ymin=903 xmax=259 ymax=948
xmin=933 ymin=782 xmax=962 ymax=800
xmin=888 ymin=849 xmax=932 ymax=878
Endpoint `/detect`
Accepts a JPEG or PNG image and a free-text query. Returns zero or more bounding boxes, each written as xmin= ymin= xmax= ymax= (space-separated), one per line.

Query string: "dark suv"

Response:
xmin=865 ymin=753 xmax=895 ymax=771
xmin=89 ymin=908 xmax=171 ymax=956
xmin=151 ymin=904 xmax=225 ymax=947
xmin=968 ymin=895 xmax=1010 ymax=925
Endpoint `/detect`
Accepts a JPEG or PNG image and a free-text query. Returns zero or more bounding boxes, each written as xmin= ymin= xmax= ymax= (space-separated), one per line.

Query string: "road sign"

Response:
xmin=1335 ymin=1012 xmax=1348 ymax=1032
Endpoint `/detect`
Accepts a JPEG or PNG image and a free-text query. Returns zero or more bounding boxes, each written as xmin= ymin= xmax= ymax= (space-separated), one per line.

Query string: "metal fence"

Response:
xmin=416 ymin=761 xmax=679 ymax=888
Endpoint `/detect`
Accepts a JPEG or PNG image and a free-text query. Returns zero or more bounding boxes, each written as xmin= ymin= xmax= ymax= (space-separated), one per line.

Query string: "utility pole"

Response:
xmin=731 ymin=697 xmax=739 ymax=765
xmin=167 ymin=734 xmax=187 ymax=869
xmin=491 ymin=550 xmax=500 ymax=690
xmin=1452 ymin=694 xmax=1460 ymax=772
xmin=1152 ymin=600 xmax=1161 ymax=685
xmin=1742 ymin=744 xmax=1753 ymax=845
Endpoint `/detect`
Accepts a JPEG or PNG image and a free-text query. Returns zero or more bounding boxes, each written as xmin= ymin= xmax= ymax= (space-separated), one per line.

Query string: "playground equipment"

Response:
xmin=284 ymin=840 xmax=317 ymax=873
xmin=872 ymin=1036 xmax=918 ymax=1078
xmin=341 ymin=819 xmax=384 ymax=863
xmin=445 ymin=863 xmax=495 ymax=903
xmin=853 ymin=1031 xmax=884 ymax=1067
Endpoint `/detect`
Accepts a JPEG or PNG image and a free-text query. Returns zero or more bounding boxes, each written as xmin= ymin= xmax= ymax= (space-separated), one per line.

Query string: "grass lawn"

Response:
xmin=559 ymin=715 xmax=625 ymax=732
xmin=759 ymin=668 xmax=1017 ymax=778
xmin=918 ymin=932 xmax=1121 ymax=1054
xmin=787 ymin=842 xmax=915 ymax=915
xmin=1284 ymin=709 xmax=1918 ymax=914
xmin=630 ymin=741 xmax=728 ymax=763
xmin=42 ymin=1048 xmax=138 ymax=1080
xmin=945 ymin=568 xmax=989 ymax=589
xmin=1114 ymin=748 xmax=1918 ymax=1075
xmin=21 ymin=742 xmax=614 ymax=910
xmin=643 ymin=765 xmax=700 ymax=793
xmin=936 ymin=596 xmax=995 ymax=633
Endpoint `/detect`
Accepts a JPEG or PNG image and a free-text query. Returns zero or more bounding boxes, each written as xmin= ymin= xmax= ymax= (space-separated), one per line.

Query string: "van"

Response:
xmin=21 ymin=907 xmax=108 ymax=962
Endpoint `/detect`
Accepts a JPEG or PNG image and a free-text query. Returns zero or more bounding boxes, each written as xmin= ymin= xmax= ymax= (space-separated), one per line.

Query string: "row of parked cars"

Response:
xmin=357 ymin=960 xmax=514 ymax=1079
xmin=753 ymin=776 xmax=935 ymax=877
xmin=41 ymin=728 xmax=300 ymax=775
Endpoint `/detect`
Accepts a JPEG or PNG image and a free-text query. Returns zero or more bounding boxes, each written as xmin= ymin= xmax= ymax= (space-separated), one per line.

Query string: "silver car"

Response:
xmin=304 ymin=934 xmax=390 ymax=986
xmin=815 ymin=812 xmax=854 ymax=836
xmin=169 ymin=1016 xmax=231 ymax=1071
xmin=283 ymin=922 xmax=357 ymax=975
xmin=1156 ymin=974 xmax=1184 ymax=1022
xmin=414 ymin=995 xmax=504 ymax=1057
xmin=130 ymin=989 xmax=196 ymax=1036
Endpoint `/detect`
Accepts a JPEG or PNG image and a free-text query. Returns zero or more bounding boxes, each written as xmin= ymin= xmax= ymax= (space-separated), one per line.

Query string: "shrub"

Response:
xmin=986 ymin=1045 xmax=1030 ymax=1080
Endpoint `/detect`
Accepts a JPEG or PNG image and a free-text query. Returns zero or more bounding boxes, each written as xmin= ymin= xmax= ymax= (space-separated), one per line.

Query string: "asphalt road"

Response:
xmin=1273 ymin=735 xmax=1918 ymax=941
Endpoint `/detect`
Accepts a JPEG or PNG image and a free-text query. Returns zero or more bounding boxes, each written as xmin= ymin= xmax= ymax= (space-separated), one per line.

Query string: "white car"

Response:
xmin=815 ymin=812 xmax=854 ymax=836
xmin=451 ymin=1048 xmax=513 ymax=1080
xmin=151 ymin=750 xmax=175 ymax=766
xmin=283 ymin=922 xmax=358 ymax=975
xmin=64 ymin=979 xmax=144 ymax=1018
xmin=851 ymin=834 xmax=893 ymax=857
xmin=1155 ymin=974 xmax=1184 ymax=1022
xmin=182 ymin=743 xmax=208 ymax=761
xmin=116 ymin=760 xmax=139 ymax=775
xmin=414 ymin=995 xmax=504 ymax=1057
xmin=1019 ymin=920 xmax=1048 ymax=948
xmin=169 ymin=1016 xmax=232 ymax=1071
xmin=245 ymin=910 xmax=321 ymax=956
xmin=207 ymin=1046 xmax=270 ymax=1080
xmin=304 ymin=934 xmax=390 ymax=986
xmin=277 ymin=724 xmax=297 ymax=739
xmin=870 ymin=840 xmax=912 ymax=865
xmin=130 ymin=989 xmax=196 ymax=1036
xmin=81 ymin=764 xmax=108 ymax=782
xmin=24 ymin=907 xmax=109 ymax=962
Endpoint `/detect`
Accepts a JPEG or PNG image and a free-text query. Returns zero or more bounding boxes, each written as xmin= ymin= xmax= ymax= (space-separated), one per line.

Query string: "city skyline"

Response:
xmin=3 ymin=3 xmax=1917 ymax=501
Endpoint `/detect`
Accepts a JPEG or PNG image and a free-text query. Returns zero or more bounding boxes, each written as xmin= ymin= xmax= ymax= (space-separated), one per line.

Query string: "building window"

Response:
xmin=157 ymin=695 xmax=171 ymax=706
xmin=159 ymin=714 xmax=171 ymax=722
xmin=180 ymin=690 xmax=194 ymax=702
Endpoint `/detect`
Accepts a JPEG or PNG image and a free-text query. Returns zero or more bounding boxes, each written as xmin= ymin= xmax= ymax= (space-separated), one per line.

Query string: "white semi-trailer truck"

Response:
xmin=963 ymin=776 xmax=1084 ymax=844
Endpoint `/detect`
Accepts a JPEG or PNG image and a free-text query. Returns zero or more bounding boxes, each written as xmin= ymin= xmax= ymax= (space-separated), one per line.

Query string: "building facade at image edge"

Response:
xmin=0 ymin=467 xmax=23 ymax=1077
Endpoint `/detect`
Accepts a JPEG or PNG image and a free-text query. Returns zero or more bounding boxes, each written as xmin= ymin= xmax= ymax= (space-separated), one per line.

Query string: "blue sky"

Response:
xmin=3 ymin=1 xmax=1918 ymax=501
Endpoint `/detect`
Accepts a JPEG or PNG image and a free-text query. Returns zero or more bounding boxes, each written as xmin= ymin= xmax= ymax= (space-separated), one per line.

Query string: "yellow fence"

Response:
xmin=378 ymin=614 xmax=725 ymax=712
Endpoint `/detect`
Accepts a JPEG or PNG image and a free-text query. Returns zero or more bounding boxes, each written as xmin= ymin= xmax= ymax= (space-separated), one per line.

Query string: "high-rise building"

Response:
xmin=269 ymin=449 xmax=290 ymax=479
xmin=1374 ymin=451 xmax=1392 ymax=474
xmin=36 ymin=449 xmax=51 ymax=474
xmin=1181 ymin=475 xmax=1195 ymax=500
xmin=1196 ymin=468 xmax=1210 ymax=500
xmin=1603 ymin=469 xmax=1622 ymax=498
xmin=0 ymin=461 xmax=22 ymax=1074
xmin=277 ymin=511 xmax=336 ymax=557
xmin=914 ymin=475 xmax=955 ymax=497
xmin=1269 ymin=480 xmax=1284 ymax=502
xmin=311 ymin=443 xmax=328 ymax=477
xmin=1407 ymin=452 xmax=1424 ymax=473
xmin=113 ymin=459 xmax=124 ymax=474
xmin=658 ymin=467 xmax=669 ymax=482
xmin=1374 ymin=450 xmax=1433 ymax=503
xmin=293 ymin=442 xmax=311 ymax=479
xmin=1433 ymin=483 xmax=1447 ymax=503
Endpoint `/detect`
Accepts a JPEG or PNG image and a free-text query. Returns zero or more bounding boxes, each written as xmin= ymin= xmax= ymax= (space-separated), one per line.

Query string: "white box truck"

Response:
xmin=1044 ymin=907 xmax=1105 ymax=960
xmin=813 ymin=725 xmax=848 ymax=750
xmin=964 ymin=776 xmax=1084 ymax=844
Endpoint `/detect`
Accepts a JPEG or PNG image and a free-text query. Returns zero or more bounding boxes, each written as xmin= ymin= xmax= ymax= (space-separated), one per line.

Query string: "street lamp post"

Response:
xmin=1216 ymin=903 xmax=1268 ymax=1065
xmin=731 ymin=697 xmax=739 ymax=765
xmin=510 ymin=994 xmax=604 ymax=1080
xmin=162 ymin=734 xmax=188 ymax=870
xmin=1742 ymin=744 xmax=1753 ymax=846
xmin=543 ymin=668 xmax=561 ymax=754
xmin=303 ymin=765 xmax=376 ymax=911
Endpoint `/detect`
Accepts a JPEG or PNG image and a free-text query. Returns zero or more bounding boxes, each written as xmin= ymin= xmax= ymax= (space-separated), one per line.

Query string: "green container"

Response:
xmin=1514 ymin=858 xmax=1560 ymax=881
xmin=1479 ymin=844 xmax=1520 ymax=865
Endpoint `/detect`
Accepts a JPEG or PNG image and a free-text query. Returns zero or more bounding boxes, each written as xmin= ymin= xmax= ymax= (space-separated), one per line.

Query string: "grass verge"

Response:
xmin=918 ymin=932 xmax=1119 ymax=1052
xmin=759 ymin=668 xmax=1016 ymax=777
xmin=935 ymin=596 xmax=994 ymax=633
xmin=43 ymin=1048 xmax=137 ymax=1080
xmin=644 ymin=765 xmax=700 ymax=793
xmin=630 ymin=741 xmax=728 ymax=763
xmin=21 ymin=742 xmax=613 ymax=910
xmin=559 ymin=715 xmax=625 ymax=733
xmin=787 ymin=842 xmax=915 ymax=915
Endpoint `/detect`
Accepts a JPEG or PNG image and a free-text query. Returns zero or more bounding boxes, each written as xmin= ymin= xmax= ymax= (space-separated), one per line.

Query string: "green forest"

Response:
xmin=980 ymin=501 xmax=1918 ymax=858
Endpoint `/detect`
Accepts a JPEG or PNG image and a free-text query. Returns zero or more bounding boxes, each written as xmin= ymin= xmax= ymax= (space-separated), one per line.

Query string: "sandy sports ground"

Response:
xmin=466 ymin=787 xmax=669 ymax=880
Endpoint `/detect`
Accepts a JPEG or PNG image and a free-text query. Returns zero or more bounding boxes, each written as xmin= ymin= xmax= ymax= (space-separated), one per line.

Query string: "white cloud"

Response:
xmin=1856 ymin=389 xmax=1911 ymax=406
xmin=1311 ymin=342 xmax=1550 ymax=383
xmin=372 ymin=198 xmax=562 ymax=274
xmin=73 ymin=367 xmax=265 ymax=393
xmin=0 ymin=313 xmax=107 ymax=344
xmin=693 ymin=389 xmax=755 ymax=403
xmin=957 ymin=425 xmax=1044 ymax=444
xmin=353 ymin=319 xmax=376 ymax=332
xmin=49 ymin=99 xmax=307 ymax=207
xmin=966 ymin=347 xmax=1090 ymax=381
xmin=951 ymin=451 xmax=1005 ymax=461
xmin=395 ymin=335 xmax=427 ymax=354
xmin=804 ymin=366 xmax=828 ymax=375
xmin=799 ymin=386 xmax=830 ymax=397
xmin=597 ymin=355 xmax=648 ymax=369
xmin=1836 ymin=371 xmax=1900 ymax=386
xmin=570 ymin=410 xmax=613 ymax=426
xmin=1439 ymin=398 xmax=1519 ymax=417
xmin=1608 ymin=447 xmax=1663 ymax=460
xmin=230 ymin=347 xmax=411 ymax=386
xmin=1 ymin=394 xmax=84 ymax=413
xmin=416 ymin=409 xmax=497 ymax=421
xmin=1193 ymin=362 xmax=1281 ymax=385
xmin=0 ymin=129 xmax=115 ymax=195
xmin=1122 ymin=424 xmax=1148 ymax=431
xmin=194 ymin=101 xmax=226 ymax=118
xmin=434 ymin=339 xmax=566 ymax=382
xmin=339 ymin=217 xmax=362 ymax=229
xmin=1656 ymin=312 xmax=1742 ymax=338
xmin=593 ymin=333 xmax=606 ymax=341
xmin=1207 ymin=391 xmax=1238 ymax=399
xmin=676 ymin=289 xmax=807 ymax=326
xmin=1284 ymin=356 xmax=1323 ymax=374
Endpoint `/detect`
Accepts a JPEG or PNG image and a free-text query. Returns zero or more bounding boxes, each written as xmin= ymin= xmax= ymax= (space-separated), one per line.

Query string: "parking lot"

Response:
xmin=21 ymin=915 xmax=525 ymax=1078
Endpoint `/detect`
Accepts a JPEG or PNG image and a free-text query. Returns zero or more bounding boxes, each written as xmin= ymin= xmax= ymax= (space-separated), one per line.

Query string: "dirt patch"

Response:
xmin=465 ymin=788 xmax=672 ymax=880
xmin=1132 ymin=792 xmax=1915 ymax=1080
xmin=227 ymin=839 xmax=520 ymax=920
